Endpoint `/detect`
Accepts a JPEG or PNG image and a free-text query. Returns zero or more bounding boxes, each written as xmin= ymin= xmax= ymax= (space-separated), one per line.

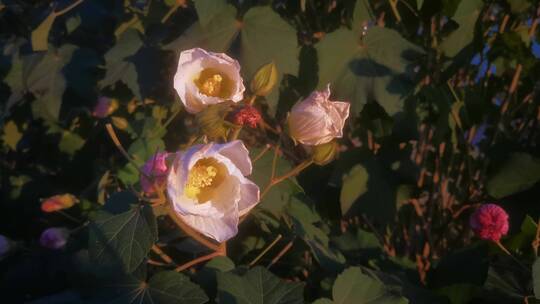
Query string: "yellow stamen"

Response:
xmin=194 ymin=68 xmax=232 ymax=98
xmin=184 ymin=158 xmax=224 ymax=202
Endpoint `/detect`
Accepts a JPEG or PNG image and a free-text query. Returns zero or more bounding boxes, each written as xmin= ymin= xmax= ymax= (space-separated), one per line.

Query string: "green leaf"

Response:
xmin=251 ymin=148 xmax=302 ymax=217
xmin=31 ymin=12 xmax=56 ymax=51
xmin=330 ymin=267 xmax=408 ymax=304
xmin=95 ymin=270 xmax=208 ymax=304
xmin=89 ymin=203 xmax=157 ymax=273
xmin=163 ymin=4 xmax=238 ymax=53
xmin=27 ymin=45 xmax=77 ymax=121
xmin=486 ymin=153 xmax=540 ymax=199
xmin=533 ymin=259 xmax=540 ymax=299
xmin=289 ymin=196 xmax=346 ymax=271
xmin=439 ymin=0 xmax=483 ymax=57
xmin=340 ymin=164 xmax=369 ymax=215
xmin=58 ymin=130 xmax=86 ymax=155
xmin=146 ymin=271 xmax=209 ymax=304
xmin=316 ymin=26 xmax=423 ymax=116
xmin=217 ymin=266 xmax=304 ymax=304
xmin=100 ymin=29 xmax=143 ymax=99
xmin=194 ymin=0 xmax=228 ymax=28
xmin=2 ymin=121 xmax=22 ymax=150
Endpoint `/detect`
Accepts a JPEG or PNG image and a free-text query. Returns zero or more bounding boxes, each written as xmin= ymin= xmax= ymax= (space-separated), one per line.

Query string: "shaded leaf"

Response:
xmin=486 ymin=153 xmax=540 ymax=199
xmin=31 ymin=12 xmax=56 ymax=51
xmin=2 ymin=120 xmax=22 ymax=150
xmin=89 ymin=203 xmax=157 ymax=273
xmin=439 ymin=0 xmax=483 ymax=57
xmin=330 ymin=267 xmax=408 ymax=304
xmin=340 ymin=164 xmax=369 ymax=215
xmin=217 ymin=266 xmax=304 ymax=304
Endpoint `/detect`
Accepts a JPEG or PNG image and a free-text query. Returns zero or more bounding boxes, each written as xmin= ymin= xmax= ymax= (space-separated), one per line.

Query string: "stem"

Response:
xmin=58 ymin=210 xmax=82 ymax=224
xmin=252 ymin=145 xmax=271 ymax=163
xmin=261 ymin=159 xmax=313 ymax=199
xmin=388 ymin=0 xmax=402 ymax=23
xmin=161 ymin=3 xmax=181 ymax=24
xmin=151 ymin=244 xmax=174 ymax=265
xmin=174 ymin=243 xmax=226 ymax=272
xmin=229 ymin=126 xmax=242 ymax=141
xmin=249 ymin=234 xmax=282 ymax=267
xmin=54 ymin=0 xmax=84 ymax=16
xmin=267 ymin=240 xmax=294 ymax=268
xmin=166 ymin=206 xmax=220 ymax=251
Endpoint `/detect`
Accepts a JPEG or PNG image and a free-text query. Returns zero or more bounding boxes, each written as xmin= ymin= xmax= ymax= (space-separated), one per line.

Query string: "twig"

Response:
xmin=267 ymin=240 xmax=294 ymax=268
xmin=252 ymin=145 xmax=271 ymax=163
xmin=532 ymin=218 xmax=540 ymax=256
xmin=151 ymin=244 xmax=174 ymax=265
xmin=55 ymin=0 xmax=84 ymax=16
xmin=249 ymin=234 xmax=282 ymax=267
xmin=174 ymin=243 xmax=226 ymax=272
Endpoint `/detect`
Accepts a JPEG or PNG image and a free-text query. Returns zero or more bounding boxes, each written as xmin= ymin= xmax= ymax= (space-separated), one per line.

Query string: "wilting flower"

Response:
xmin=288 ymin=84 xmax=350 ymax=146
xmin=92 ymin=96 xmax=118 ymax=118
xmin=174 ymin=48 xmax=245 ymax=114
xmin=0 ymin=234 xmax=11 ymax=258
xmin=40 ymin=227 xmax=70 ymax=249
xmin=167 ymin=140 xmax=260 ymax=242
xmin=470 ymin=204 xmax=509 ymax=242
xmin=140 ymin=152 xmax=170 ymax=194
xmin=41 ymin=194 xmax=79 ymax=213
xmin=232 ymin=105 xmax=262 ymax=128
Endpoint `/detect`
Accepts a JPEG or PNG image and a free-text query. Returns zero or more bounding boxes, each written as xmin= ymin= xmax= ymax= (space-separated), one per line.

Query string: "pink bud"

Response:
xmin=232 ymin=106 xmax=262 ymax=128
xmin=40 ymin=227 xmax=70 ymax=249
xmin=470 ymin=204 xmax=509 ymax=242
xmin=140 ymin=152 xmax=169 ymax=194
xmin=92 ymin=97 xmax=118 ymax=118
xmin=41 ymin=194 xmax=78 ymax=213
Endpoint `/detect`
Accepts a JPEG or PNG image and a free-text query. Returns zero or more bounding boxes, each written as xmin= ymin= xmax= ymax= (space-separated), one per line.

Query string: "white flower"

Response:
xmin=167 ymin=140 xmax=260 ymax=242
xmin=174 ymin=48 xmax=245 ymax=114
xmin=288 ymin=84 xmax=350 ymax=146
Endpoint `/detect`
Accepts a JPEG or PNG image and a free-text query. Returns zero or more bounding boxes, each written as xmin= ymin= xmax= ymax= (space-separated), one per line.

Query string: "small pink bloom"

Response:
xmin=40 ymin=228 xmax=70 ymax=249
xmin=92 ymin=97 xmax=118 ymax=118
xmin=470 ymin=204 xmax=509 ymax=242
xmin=140 ymin=152 xmax=170 ymax=194
xmin=288 ymin=84 xmax=350 ymax=146
xmin=41 ymin=194 xmax=78 ymax=213
xmin=232 ymin=106 xmax=262 ymax=128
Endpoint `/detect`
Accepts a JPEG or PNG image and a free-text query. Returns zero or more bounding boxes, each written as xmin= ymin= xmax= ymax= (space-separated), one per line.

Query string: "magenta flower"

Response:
xmin=470 ymin=204 xmax=509 ymax=242
xmin=140 ymin=152 xmax=170 ymax=194
xmin=40 ymin=228 xmax=70 ymax=249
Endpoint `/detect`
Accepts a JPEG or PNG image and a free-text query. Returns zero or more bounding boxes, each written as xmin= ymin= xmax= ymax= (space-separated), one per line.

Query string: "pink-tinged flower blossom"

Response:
xmin=167 ymin=140 xmax=260 ymax=242
xmin=0 ymin=234 xmax=11 ymax=257
xmin=470 ymin=204 xmax=509 ymax=242
xmin=40 ymin=228 xmax=70 ymax=249
xmin=41 ymin=194 xmax=79 ymax=213
xmin=174 ymin=48 xmax=245 ymax=114
xmin=232 ymin=106 xmax=262 ymax=128
xmin=92 ymin=97 xmax=118 ymax=118
xmin=140 ymin=152 xmax=170 ymax=194
xmin=288 ymin=84 xmax=350 ymax=146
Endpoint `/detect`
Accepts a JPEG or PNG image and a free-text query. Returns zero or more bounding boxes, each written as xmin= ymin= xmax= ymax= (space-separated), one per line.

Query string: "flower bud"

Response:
xmin=232 ymin=106 xmax=262 ymax=128
xmin=92 ymin=97 xmax=118 ymax=118
xmin=140 ymin=152 xmax=170 ymax=194
xmin=288 ymin=84 xmax=350 ymax=146
xmin=250 ymin=62 xmax=278 ymax=97
xmin=41 ymin=194 xmax=79 ymax=213
xmin=311 ymin=140 xmax=339 ymax=165
xmin=40 ymin=227 xmax=70 ymax=249
xmin=196 ymin=103 xmax=231 ymax=140
xmin=470 ymin=204 xmax=509 ymax=242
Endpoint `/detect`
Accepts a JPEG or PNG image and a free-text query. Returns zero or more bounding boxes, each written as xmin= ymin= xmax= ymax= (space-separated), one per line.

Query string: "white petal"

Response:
xmin=238 ymin=178 xmax=260 ymax=216
xmin=178 ymin=210 xmax=239 ymax=243
xmin=212 ymin=140 xmax=252 ymax=175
